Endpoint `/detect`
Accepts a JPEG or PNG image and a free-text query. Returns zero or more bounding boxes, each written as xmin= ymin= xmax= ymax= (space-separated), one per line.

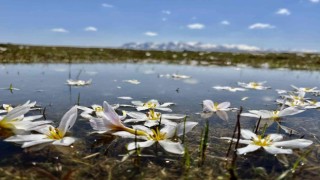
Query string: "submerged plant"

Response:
xmin=5 ymin=106 xmax=78 ymax=148
xmin=221 ymin=129 xmax=313 ymax=155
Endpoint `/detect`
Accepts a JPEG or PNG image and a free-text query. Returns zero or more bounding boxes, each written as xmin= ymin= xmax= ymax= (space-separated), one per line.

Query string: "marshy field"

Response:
xmin=0 ymin=44 xmax=320 ymax=179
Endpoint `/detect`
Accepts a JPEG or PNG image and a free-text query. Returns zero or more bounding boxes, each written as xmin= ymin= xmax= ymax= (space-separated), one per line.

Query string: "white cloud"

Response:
xmin=51 ymin=28 xmax=68 ymax=33
xmin=276 ymin=8 xmax=291 ymax=15
xmin=84 ymin=26 xmax=98 ymax=32
xmin=162 ymin=10 xmax=171 ymax=15
xmin=309 ymin=0 xmax=319 ymax=3
xmin=221 ymin=20 xmax=230 ymax=25
xmin=102 ymin=3 xmax=114 ymax=8
xmin=223 ymin=44 xmax=261 ymax=51
xmin=249 ymin=23 xmax=275 ymax=29
xmin=187 ymin=23 xmax=205 ymax=30
xmin=144 ymin=31 xmax=158 ymax=37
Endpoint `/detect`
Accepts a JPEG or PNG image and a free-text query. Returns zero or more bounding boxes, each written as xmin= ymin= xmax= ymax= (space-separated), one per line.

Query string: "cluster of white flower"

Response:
xmin=2 ymin=99 xmax=197 ymax=155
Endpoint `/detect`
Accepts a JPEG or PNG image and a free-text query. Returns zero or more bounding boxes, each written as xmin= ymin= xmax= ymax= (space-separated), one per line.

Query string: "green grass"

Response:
xmin=1 ymin=43 xmax=320 ymax=70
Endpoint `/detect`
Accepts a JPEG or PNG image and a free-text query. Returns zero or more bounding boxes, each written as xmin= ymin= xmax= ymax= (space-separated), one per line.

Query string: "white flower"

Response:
xmin=305 ymin=100 xmax=320 ymax=109
xmin=113 ymin=121 xmax=198 ymax=155
xmin=276 ymin=99 xmax=307 ymax=108
xmin=131 ymin=99 xmax=174 ymax=112
xmin=283 ymin=91 xmax=308 ymax=102
xmin=221 ymin=129 xmax=313 ymax=155
xmin=123 ymin=80 xmax=140 ymax=84
xmin=66 ymin=79 xmax=92 ymax=86
xmin=78 ymin=104 xmax=120 ymax=119
xmin=238 ymin=81 xmax=270 ymax=90
xmin=291 ymin=85 xmax=319 ymax=93
xmin=0 ymin=101 xmax=49 ymax=133
xmin=0 ymin=104 xmax=14 ymax=114
xmin=5 ymin=106 xmax=78 ymax=148
xmin=124 ymin=109 xmax=185 ymax=127
xmin=241 ymin=107 xmax=304 ymax=119
xmin=88 ymin=101 xmax=148 ymax=137
xmin=202 ymin=100 xmax=231 ymax=121
xmin=213 ymin=86 xmax=247 ymax=92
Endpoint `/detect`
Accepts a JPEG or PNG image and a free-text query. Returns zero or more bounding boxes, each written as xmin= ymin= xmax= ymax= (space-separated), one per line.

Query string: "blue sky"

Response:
xmin=0 ymin=0 xmax=320 ymax=51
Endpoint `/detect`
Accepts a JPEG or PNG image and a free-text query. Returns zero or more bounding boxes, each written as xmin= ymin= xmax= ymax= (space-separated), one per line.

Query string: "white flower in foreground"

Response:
xmin=77 ymin=104 xmax=120 ymax=119
xmin=221 ymin=129 xmax=313 ymax=155
xmin=5 ymin=106 xmax=78 ymax=148
xmin=241 ymin=107 xmax=304 ymax=120
xmin=113 ymin=122 xmax=198 ymax=154
xmin=238 ymin=81 xmax=270 ymax=90
xmin=131 ymin=99 xmax=174 ymax=112
xmin=202 ymin=100 xmax=231 ymax=121
xmin=0 ymin=101 xmax=48 ymax=133
xmin=213 ymin=86 xmax=247 ymax=92
xmin=291 ymin=85 xmax=319 ymax=93
xmin=123 ymin=79 xmax=141 ymax=84
xmin=66 ymin=79 xmax=92 ymax=86
xmin=125 ymin=109 xmax=185 ymax=127
xmin=88 ymin=101 xmax=148 ymax=137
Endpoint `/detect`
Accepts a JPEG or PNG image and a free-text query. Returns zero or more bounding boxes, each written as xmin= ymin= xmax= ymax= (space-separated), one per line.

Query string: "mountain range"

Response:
xmin=121 ymin=42 xmax=262 ymax=52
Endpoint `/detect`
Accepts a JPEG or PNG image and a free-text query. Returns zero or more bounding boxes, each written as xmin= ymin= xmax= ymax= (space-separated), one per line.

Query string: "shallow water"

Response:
xmin=0 ymin=63 xmax=319 ymax=178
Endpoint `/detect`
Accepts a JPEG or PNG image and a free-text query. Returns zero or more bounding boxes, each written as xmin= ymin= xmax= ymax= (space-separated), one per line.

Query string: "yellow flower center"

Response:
xmin=272 ymin=111 xmax=279 ymax=119
xmin=3 ymin=105 xmax=13 ymax=112
xmin=250 ymin=82 xmax=260 ymax=89
xmin=47 ymin=127 xmax=64 ymax=140
xmin=94 ymin=106 xmax=104 ymax=112
xmin=146 ymin=109 xmax=161 ymax=120
xmin=252 ymin=135 xmax=272 ymax=147
xmin=0 ymin=119 xmax=14 ymax=129
xmin=150 ymin=128 xmax=166 ymax=141
xmin=143 ymin=102 xmax=157 ymax=109
xmin=213 ymin=102 xmax=219 ymax=110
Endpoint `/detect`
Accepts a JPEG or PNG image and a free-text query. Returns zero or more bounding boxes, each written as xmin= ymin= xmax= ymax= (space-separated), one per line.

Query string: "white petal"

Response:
xmin=127 ymin=111 xmax=146 ymax=119
xmin=160 ymin=102 xmax=175 ymax=107
xmin=160 ymin=125 xmax=176 ymax=139
xmin=162 ymin=114 xmax=186 ymax=119
xmin=216 ymin=111 xmax=229 ymax=121
xmin=267 ymin=134 xmax=283 ymax=142
xmin=279 ymin=107 xmax=304 ymax=117
xmin=273 ymin=139 xmax=313 ymax=149
xmin=127 ymin=140 xmax=155 ymax=150
xmin=52 ymin=137 xmax=76 ymax=146
xmin=112 ymin=131 xmax=136 ymax=138
xmin=5 ymin=134 xmax=47 ymax=142
xmin=136 ymin=107 xmax=149 ymax=111
xmin=249 ymin=110 xmax=273 ymax=118
xmin=102 ymin=101 xmax=123 ymax=127
xmin=89 ymin=118 xmax=109 ymax=132
xmin=22 ymin=139 xmax=54 ymax=148
xmin=176 ymin=121 xmax=198 ymax=137
xmin=241 ymin=113 xmax=260 ymax=118
xmin=58 ymin=106 xmax=78 ymax=136
xmin=200 ymin=112 xmax=214 ymax=119
xmin=237 ymin=144 xmax=260 ymax=155
xmin=123 ymin=118 xmax=146 ymax=123
xmin=263 ymin=146 xmax=292 ymax=154
xmin=241 ymin=129 xmax=258 ymax=140
xmin=203 ymin=100 xmax=214 ymax=112
xmin=155 ymin=107 xmax=172 ymax=112
xmin=22 ymin=115 xmax=43 ymax=121
xmin=159 ymin=140 xmax=184 ymax=155
xmin=132 ymin=125 xmax=153 ymax=135
xmin=131 ymin=101 xmax=143 ymax=106
xmin=220 ymin=137 xmax=252 ymax=144
xmin=217 ymin=102 xmax=230 ymax=109
xmin=77 ymin=106 xmax=93 ymax=113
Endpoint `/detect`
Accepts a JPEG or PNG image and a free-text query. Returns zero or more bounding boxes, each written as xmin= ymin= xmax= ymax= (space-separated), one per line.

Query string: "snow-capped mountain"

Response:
xmin=121 ymin=42 xmax=261 ymax=52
